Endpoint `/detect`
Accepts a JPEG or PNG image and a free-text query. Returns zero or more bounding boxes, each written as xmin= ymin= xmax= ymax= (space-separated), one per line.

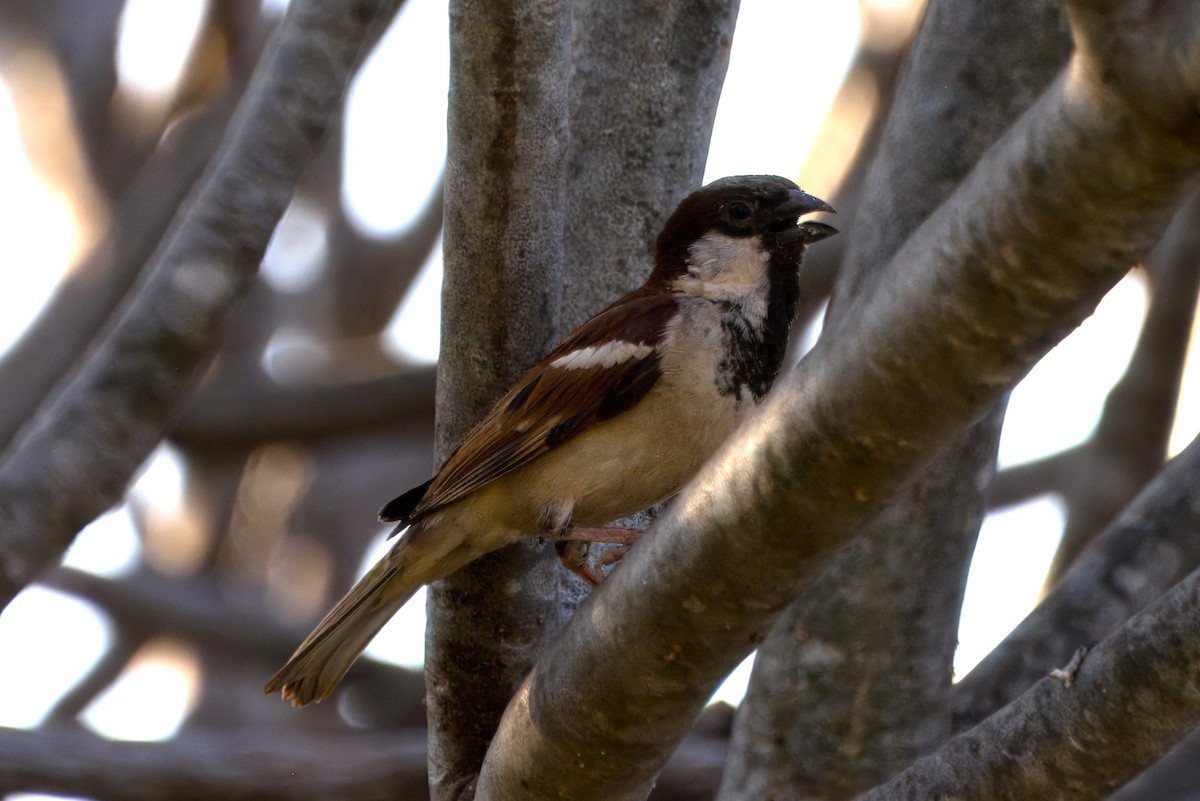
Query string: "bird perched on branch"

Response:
xmin=266 ymin=174 xmax=836 ymax=706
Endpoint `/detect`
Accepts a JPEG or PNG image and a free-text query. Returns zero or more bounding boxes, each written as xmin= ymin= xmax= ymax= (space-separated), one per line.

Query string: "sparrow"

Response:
xmin=266 ymin=175 xmax=836 ymax=706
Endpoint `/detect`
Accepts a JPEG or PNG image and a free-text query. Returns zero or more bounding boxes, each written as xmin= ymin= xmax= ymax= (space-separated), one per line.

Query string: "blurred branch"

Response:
xmin=985 ymin=447 xmax=1076 ymax=509
xmin=953 ymin=432 xmax=1200 ymax=730
xmin=0 ymin=0 xmax=403 ymax=609
xmin=43 ymin=565 xmax=427 ymax=725
xmin=0 ymin=6 xmax=278 ymax=456
xmin=0 ymin=93 xmax=239 ymax=454
xmin=302 ymin=107 xmax=445 ymax=340
xmin=45 ymin=566 xmax=307 ymax=657
xmin=172 ymin=365 xmax=436 ymax=447
xmin=323 ymin=174 xmax=445 ymax=339
xmin=0 ymin=722 xmax=731 ymax=801
xmin=42 ymin=629 xmax=145 ymax=727
xmin=0 ymin=726 xmax=430 ymax=801
xmin=1045 ymin=192 xmax=1200 ymax=585
xmin=0 ymin=0 xmax=124 ymax=195
xmin=791 ymin=0 xmax=921 ymax=333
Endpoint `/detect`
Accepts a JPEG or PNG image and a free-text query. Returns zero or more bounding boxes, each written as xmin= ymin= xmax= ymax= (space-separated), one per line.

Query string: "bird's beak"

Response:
xmin=795 ymin=221 xmax=838 ymax=244
xmin=778 ymin=189 xmax=836 ymax=218
xmin=773 ymin=190 xmax=837 ymax=244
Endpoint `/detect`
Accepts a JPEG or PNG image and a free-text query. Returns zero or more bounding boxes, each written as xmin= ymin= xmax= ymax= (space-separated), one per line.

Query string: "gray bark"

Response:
xmin=563 ymin=0 xmax=738 ymax=330
xmin=427 ymin=1 xmax=571 ymax=798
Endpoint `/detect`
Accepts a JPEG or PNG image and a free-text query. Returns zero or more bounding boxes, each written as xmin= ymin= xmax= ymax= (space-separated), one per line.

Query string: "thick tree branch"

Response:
xmin=1045 ymin=191 xmax=1200 ymax=584
xmin=0 ymin=0 xmax=401 ymax=609
xmin=476 ymin=4 xmax=1200 ymax=797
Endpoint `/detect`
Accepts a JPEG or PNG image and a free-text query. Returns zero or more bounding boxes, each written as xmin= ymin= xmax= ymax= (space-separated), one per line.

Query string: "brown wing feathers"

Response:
xmin=379 ymin=291 xmax=678 ymax=527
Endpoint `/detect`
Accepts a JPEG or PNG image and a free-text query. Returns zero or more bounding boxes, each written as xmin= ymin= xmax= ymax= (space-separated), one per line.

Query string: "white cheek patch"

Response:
xmin=675 ymin=231 xmax=771 ymax=323
xmin=550 ymin=341 xmax=654 ymax=370
xmin=685 ymin=231 xmax=768 ymax=283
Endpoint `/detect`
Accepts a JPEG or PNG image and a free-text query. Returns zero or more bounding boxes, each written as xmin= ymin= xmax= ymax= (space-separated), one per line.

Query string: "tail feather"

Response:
xmin=266 ymin=528 xmax=470 ymax=706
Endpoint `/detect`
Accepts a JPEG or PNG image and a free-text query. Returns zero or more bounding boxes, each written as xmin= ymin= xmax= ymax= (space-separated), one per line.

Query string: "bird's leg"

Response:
xmin=551 ymin=526 xmax=644 ymax=585
xmin=555 ymin=526 xmax=643 ymax=545
xmin=596 ymin=544 xmax=630 ymax=567
xmin=554 ymin=540 xmax=605 ymax=586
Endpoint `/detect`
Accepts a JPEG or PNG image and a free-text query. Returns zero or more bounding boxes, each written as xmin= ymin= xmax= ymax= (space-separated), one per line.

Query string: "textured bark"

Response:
xmin=719 ymin=415 xmax=1003 ymax=800
xmin=0 ymin=0 xmax=400 ymax=609
xmin=427 ymin=1 xmax=571 ymax=799
xmin=475 ymin=0 xmax=1200 ymax=795
xmin=562 ymin=0 xmax=738 ymax=330
xmin=719 ymin=2 xmax=1071 ymax=798
xmin=953 ymin=431 xmax=1200 ymax=730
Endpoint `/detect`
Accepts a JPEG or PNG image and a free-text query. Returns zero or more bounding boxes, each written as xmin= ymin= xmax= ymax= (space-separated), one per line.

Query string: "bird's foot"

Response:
xmin=552 ymin=527 xmax=643 ymax=585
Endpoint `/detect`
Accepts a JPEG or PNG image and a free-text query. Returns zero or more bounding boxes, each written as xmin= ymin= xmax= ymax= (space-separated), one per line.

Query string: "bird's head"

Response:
xmin=649 ymin=175 xmax=836 ymax=294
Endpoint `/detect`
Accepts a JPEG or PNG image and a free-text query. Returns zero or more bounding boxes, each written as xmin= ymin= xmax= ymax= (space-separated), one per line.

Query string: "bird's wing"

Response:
xmin=392 ymin=290 xmax=678 ymax=524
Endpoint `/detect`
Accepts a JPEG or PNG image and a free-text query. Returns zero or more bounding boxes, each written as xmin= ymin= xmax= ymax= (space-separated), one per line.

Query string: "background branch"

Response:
xmin=953 ymin=431 xmax=1200 ymax=730
xmin=0 ymin=0 xmax=401 ymax=608
xmin=862 ymin=564 xmax=1200 ymax=801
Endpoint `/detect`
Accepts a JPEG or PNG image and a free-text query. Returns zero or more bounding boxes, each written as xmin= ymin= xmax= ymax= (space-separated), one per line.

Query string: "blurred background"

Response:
xmin=0 ymin=0 xmax=1194 ymax=797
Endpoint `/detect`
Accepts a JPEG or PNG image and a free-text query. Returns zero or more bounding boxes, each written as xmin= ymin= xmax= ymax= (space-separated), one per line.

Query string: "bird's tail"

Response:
xmin=265 ymin=527 xmax=467 ymax=706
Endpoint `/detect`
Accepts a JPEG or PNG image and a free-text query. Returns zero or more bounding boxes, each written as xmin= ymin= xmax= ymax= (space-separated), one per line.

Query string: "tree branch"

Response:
xmin=0 ymin=92 xmax=239 ymax=454
xmin=953 ymin=432 xmax=1200 ymax=730
xmin=0 ymin=726 xmax=429 ymax=801
xmin=0 ymin=0 xmax=402 ymax=609
xmin=0 ymin=721 xmax=731 ymax=801
xmin=171 ymin=365 xmax=436 ymax=447
xmin=862 ymin=564 xmax=1200 ymax=801
xmin=986 ymin=447 xmax=1077 ymax=510
xmin=476 ymin=3 xmax=1200 ymax=797
xmin=428 ymin=1 xmax=572 ymax=797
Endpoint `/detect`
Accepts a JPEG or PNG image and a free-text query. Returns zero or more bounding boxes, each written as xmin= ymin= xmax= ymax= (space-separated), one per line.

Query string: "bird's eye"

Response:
xmin=727 ymin=201 xmax=752 ymax=222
